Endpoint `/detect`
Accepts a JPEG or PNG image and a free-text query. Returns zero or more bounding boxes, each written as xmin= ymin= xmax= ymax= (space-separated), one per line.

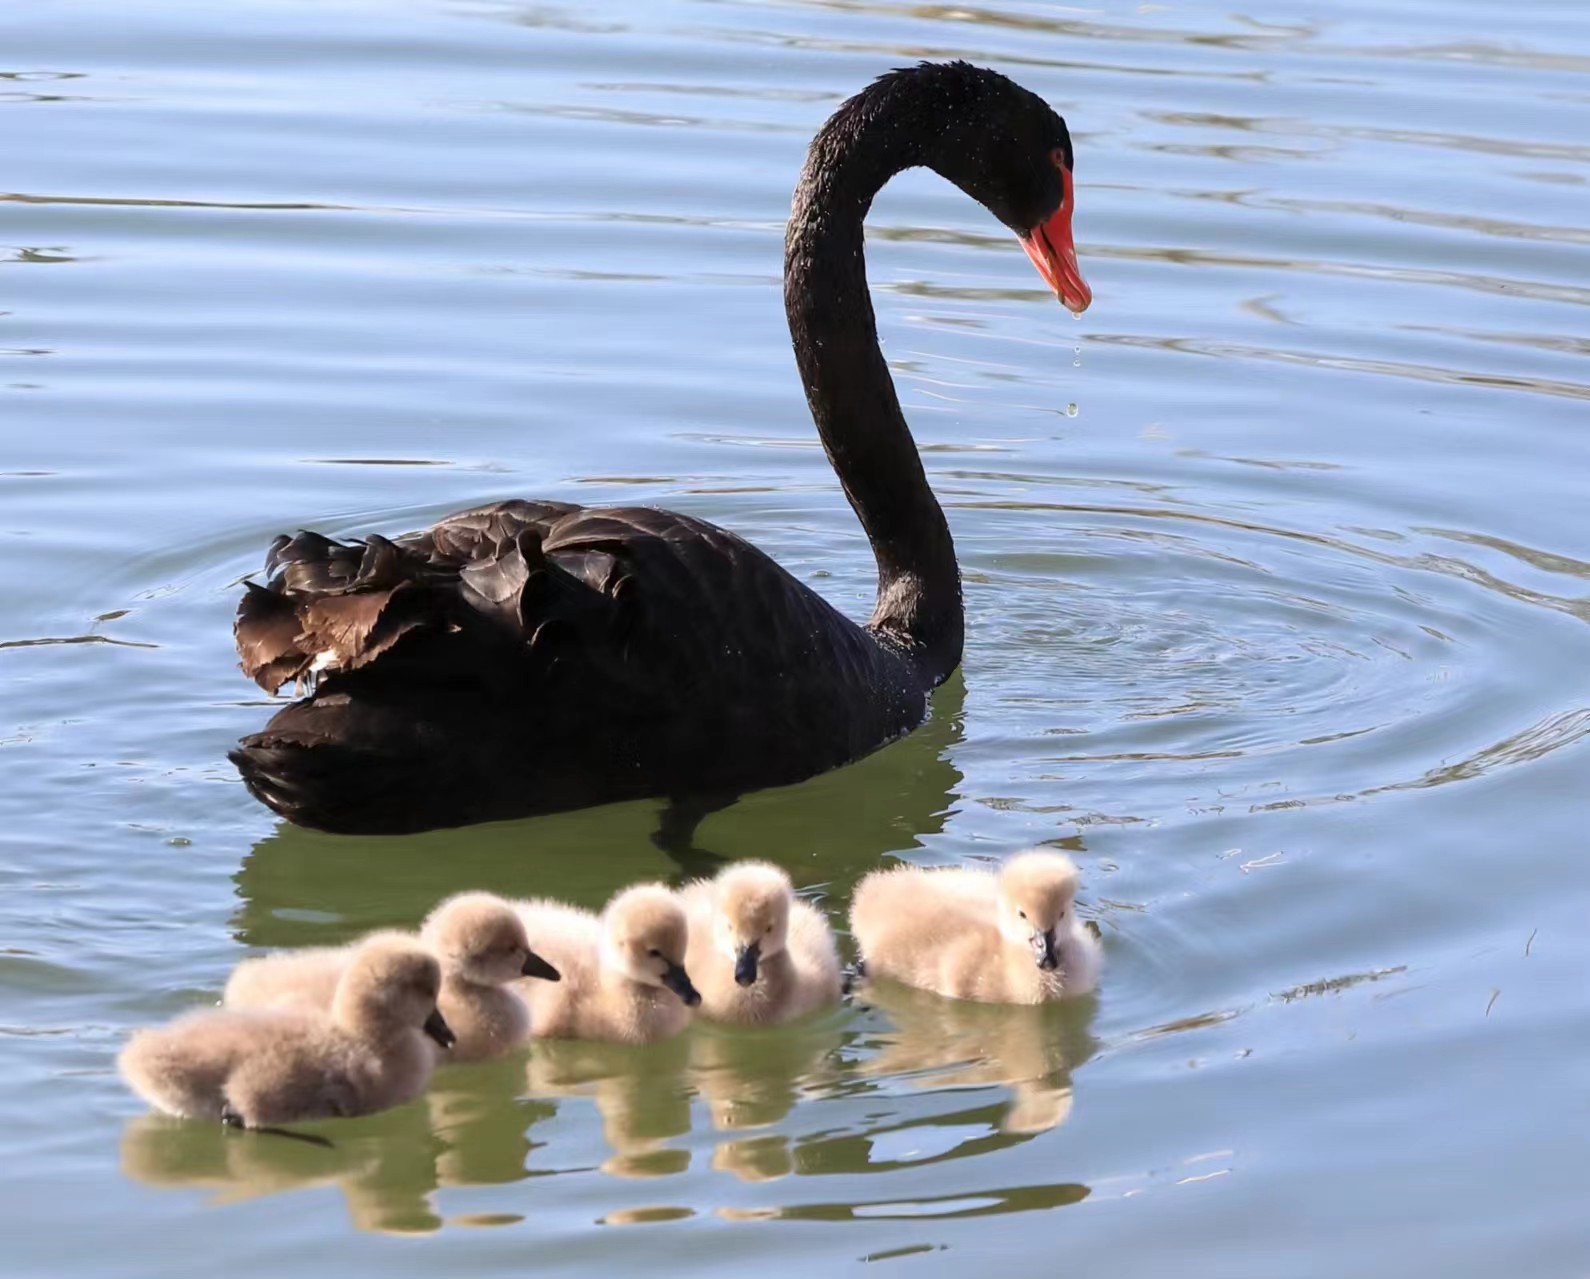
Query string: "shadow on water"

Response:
xmin=229 ymin=674 xmax=968 ymax=949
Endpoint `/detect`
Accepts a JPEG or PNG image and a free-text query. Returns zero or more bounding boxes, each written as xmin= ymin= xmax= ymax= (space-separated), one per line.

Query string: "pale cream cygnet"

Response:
xmin=511 ymin=884 xmax=700 ymax=1044
xmin=849 ymin=850 xmax=1101 ymax=1004
xmin=681 ymin=861 xmax=841 ymax=1025
xmin=223 ymin=892 xmax=559 ymax=1062
xmin=119 ymin=935 xmax=455 ymax=1128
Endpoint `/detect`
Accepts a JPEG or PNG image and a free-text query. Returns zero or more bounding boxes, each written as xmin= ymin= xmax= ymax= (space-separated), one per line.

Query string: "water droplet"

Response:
xmin=1065 ymin=403 xmax=1079 ymax=418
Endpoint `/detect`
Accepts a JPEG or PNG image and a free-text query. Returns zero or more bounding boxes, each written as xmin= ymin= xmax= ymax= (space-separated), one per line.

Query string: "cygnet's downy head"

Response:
xmin=603 ymin=885 xmax=700 ymax=1006
xmin=996 ymin=851 xmax=1080 ymax=972
xmin=421 ymin=892 xmax=560 ymax=986
xmin=712 ymin=862 xmax=792 ymax=987
xmin=335 ymin=933 xmax=456 ymax=1049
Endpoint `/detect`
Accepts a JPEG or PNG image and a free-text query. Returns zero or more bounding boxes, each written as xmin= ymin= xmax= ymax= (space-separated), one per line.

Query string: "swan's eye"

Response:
xmin=1050 ymin=146 xmax=1068 ymax=174
xmin=1018 ymin=910 xmax=1027 ymax=921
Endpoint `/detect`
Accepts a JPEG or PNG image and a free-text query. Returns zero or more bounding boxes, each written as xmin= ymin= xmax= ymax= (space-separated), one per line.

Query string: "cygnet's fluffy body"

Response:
xmin=680 ymin=862 xmax=842 ymax=1025
xmin=223 ymin=893 xmax=559 ymax=1062
xmin=419 ymin=892 xmax=559 ymax=1060
xmin=223 ymin=945 xmax=344 ymax=1013
xmin=119 ymin=935 xmax=454 ymax=1127
xmin=510 ymin=885 xmax=700 ymax=1044
xmin=849 ymin=850 xmax=1101 ymax=1004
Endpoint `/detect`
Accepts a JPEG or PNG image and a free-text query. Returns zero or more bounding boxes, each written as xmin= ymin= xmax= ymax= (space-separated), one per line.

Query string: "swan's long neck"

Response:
xmin=784 ymin=95 xmax=963 ymax=687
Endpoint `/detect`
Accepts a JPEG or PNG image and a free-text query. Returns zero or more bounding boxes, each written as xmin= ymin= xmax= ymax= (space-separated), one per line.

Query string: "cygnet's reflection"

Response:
xmin=851 ymin=979 xmax=1097 ymax=1136
xmin=120 ymin=977 xmax=1094 ymax=1231
xmin=519 ymin=1017 xmax=845 ymax=1182
xmin=120 ymin=1105 xmax=445 ymax=1235
xmin=121 ymin=1056 xmax=549 ymax=1235
xmin=523 ymin=1037 xmax=694 ymax=1179
xmin=689 ymin=1019 xmax=845 ymax=1181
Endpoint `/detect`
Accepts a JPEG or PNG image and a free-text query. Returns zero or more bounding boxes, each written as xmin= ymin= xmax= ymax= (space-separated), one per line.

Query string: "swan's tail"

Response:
xmin=230 ymin=689 xmax=494 ymax=834
xmin=229 ymin=506 xmax=605 ymax=832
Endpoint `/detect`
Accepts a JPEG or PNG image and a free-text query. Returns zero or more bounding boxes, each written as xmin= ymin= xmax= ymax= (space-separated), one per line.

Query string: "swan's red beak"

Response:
xmin=1022 ymin=166 xmax=1091 ymax=314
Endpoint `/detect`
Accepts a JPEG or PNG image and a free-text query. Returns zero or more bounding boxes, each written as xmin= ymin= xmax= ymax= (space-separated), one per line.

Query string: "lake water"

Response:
xmin=5 ymin=0 xmax=1589 ymax=1273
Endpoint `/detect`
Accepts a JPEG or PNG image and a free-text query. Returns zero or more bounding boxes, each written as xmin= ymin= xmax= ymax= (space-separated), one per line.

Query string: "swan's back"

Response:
xmin=232 ymin=501 xmax=925 ymax=834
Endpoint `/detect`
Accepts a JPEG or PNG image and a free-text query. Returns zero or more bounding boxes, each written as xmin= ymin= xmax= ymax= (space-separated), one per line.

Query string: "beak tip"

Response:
xmin=662 ymin=962 xmax=701 ymax=1007
xmin=522 ymin=953 xmax=561 ymax=981
xmin=423 ymin=1009 xmax=457 ymax=1049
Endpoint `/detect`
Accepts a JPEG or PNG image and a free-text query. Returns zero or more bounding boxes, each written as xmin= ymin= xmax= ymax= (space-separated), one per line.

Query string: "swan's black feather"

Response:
xmin=232 ymin=500 xmax=926 ymax=833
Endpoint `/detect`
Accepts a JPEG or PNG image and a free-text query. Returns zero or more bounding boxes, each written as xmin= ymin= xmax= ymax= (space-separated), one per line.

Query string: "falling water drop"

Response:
xmin=1065 ymin=403 xmax=1079 ymax=418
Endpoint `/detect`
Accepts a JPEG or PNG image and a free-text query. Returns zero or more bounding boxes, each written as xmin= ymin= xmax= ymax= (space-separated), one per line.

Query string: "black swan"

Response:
xmin=230 ymin=61 xmax=1092 ymax=841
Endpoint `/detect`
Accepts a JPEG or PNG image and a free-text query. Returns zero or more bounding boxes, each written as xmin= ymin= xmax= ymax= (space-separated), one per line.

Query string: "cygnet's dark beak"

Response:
xmin=661 ymin=961 xmax=701 ymax=1007
xmin=733 ymin=941 xmax=761 ymax=988
xmin=522 ymin=949 xmax=561 ymax=982
xmin=423 ymin=1008 xmax=457 ymax=1049
xmin=1032 ymin=928 xmax=1060 ymax=972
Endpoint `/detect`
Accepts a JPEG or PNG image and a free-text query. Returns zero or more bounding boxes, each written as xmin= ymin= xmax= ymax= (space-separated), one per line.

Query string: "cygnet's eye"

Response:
xmin=647 ymin=947 xmax=662 ymax=959
xmin=765 ymin=925 xmax=773 ymax=935
xmin=1018 ymin=910 xmax=1027 ymax=921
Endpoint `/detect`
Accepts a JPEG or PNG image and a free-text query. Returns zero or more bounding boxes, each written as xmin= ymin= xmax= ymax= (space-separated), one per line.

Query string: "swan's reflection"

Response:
xmin=228 ymin=675 xmax=965 ymax=950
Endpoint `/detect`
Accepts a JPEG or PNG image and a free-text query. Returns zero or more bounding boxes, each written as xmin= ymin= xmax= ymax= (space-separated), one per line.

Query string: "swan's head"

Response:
xmin=996 ymin=851 xmax=1081 ymax=972
xmin=335 ymin=933 xmax=454 ymax=1049
xmin=602 ymin=885 xmax=700 ymax=1006
xmin=421 ymin=891 xmax=560 ymax=987
xmin=710 ymin=862 xmax=793 ymax=987
xmin=860 ymin=62 xmax=1091 ymax=314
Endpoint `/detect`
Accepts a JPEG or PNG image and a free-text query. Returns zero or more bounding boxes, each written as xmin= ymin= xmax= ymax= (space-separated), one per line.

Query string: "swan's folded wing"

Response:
xmin=238 ymin=495 xmax=901 ymax=735
xmin=235 ymin=501 xmax=579 ymax=694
